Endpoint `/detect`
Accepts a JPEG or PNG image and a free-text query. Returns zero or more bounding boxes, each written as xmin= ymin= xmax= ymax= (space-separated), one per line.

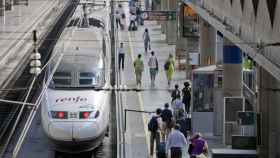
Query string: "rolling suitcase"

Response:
xmin=157 ymin=142 xmax=167 ymax=158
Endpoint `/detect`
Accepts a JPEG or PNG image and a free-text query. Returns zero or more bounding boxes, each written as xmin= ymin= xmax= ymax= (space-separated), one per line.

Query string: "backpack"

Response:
xmin=148 ymin=116 xmax=158 ymax=132
xmin=171 ymin=89 xmax=180 ymax=101
xmin=164 ymin=61 xmax=170 ymax=70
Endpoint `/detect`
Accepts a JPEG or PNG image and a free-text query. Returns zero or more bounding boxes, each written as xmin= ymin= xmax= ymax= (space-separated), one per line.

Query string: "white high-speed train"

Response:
xmin=41 ymin=3 xmax=111 ymax=153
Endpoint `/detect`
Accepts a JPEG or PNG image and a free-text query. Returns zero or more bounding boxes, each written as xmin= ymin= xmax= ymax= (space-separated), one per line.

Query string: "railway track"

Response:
xmin=0 ymin=0 xmax=121 ymax=157
xmin=0 ymin=1 xmax=79 ymax=157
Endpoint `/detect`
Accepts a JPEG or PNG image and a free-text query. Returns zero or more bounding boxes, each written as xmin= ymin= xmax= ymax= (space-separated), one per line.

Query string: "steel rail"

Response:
xmin=0 ymin=1 xmax=78 ymax=157
xmin=12 ymin=54 xmax=64 ymax=158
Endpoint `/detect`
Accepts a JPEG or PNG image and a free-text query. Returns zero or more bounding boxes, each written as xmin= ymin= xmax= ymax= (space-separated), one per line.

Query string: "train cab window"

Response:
xmin=50 ymin=72 xmax=72 ymax=88
xmin=79 ymin=70 xmax=105 ymax=87
xmin=49 ymin=55 xmax=105 ymax=89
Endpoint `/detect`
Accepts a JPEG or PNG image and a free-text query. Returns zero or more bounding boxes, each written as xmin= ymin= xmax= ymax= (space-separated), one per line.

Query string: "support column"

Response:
xmin=166 ymin=0 xmax=177 ymax=44
xmin=199 ymin=19 xmax=216 ymax=66
xmin=222 ymin=38 xmax=242 ymax=145
xmin=216 ymin=31 xmax=224 ymax=65
xmin=13 ymin=0 xmax=19 ymax=5
xmin=0 ymin=0 xmax=4 ymax=16
xmin=5 ymin=0 xmax=12 ymax=10
xmin=152 ymin=0 xmax=161 ymax=11
xmin=223 ymin=39 xmax=242 ymax=97
xmin=160 ymin=0 xmax=167 ymax=34
xmin=257 ymin=66 xmax=280 ymax=158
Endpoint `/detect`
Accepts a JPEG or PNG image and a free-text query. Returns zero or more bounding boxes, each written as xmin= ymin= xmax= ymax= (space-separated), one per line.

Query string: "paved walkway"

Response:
xmin=0 ymin=0 xmax=67 ymax=89
xmin=117 ymin=2 xmax=225 ymax=158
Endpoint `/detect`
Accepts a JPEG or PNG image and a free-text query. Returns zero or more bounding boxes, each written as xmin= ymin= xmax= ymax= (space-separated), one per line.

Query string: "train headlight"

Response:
xmin=79 ymin=110 xmax=100 ymax=119
xmin=79 ymin=111 xmax=93 ymax=119
xmin=51 ymin=111 xmax=68 ymax=119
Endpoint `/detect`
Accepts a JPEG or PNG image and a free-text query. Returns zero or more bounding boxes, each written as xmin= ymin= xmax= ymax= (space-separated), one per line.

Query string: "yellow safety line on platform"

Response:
xmin=127 ymin=30 xmax=151 ymax=155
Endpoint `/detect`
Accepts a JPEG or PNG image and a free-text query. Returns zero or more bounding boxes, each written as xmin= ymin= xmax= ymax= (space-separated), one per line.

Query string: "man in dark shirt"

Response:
xmin=171 ymin=84 xmax=180 ymax=102
xmin=182 ymin=82 xmax=191 ymax=114
xmin=176 ymin=110 xmax=188 ymax=138
xmin=161 ymin=103 xmax=173 ymax=141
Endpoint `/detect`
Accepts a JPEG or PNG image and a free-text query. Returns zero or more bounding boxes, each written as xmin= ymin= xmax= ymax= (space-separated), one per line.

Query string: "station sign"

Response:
xmin=141 ymin=11 xmax=176 ymax=21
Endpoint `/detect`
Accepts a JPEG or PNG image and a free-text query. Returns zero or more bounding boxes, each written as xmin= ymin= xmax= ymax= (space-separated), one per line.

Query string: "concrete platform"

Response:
xmin=117 ymin=2 xmax=225 ymax=158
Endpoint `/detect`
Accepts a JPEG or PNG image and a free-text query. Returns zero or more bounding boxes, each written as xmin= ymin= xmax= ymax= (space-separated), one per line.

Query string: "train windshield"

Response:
xmin=48 ymin=55 xmax=105 ymax=89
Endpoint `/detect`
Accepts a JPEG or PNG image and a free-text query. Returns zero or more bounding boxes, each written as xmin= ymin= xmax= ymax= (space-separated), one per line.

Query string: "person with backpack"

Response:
xmin=182 ymin=81 xmax=191 ymax=114
xmin=134 ymin=54 xmax=144 ymax=88
xmin=148 ymin=51 xmax=158 ymax=87
xmin=164 ymin=54 xmax=175 ymax=86
xmin=143 ymin=28 xmax=151 ymax=54
xmin=148 ymin=108 xmax=162 ymax=157
xmin=171 ymin=84 xmax=181 ymax=102
xmin=189 ymin=133 xmax=209 ymax=158
xmin=166 ymin=124 xmax=188 ymax=158
xmin=176 ymin=110 xmax=188 ymax=139
xmin=161 ymin=103 xmax=173 ymax=141
xmin=172 ymin=96 xmax=185 ymax=121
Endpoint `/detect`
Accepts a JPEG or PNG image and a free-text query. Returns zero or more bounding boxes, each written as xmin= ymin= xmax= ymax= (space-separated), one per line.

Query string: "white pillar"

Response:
xmin=160 ymin=0 xmax=167 ymax=34
xmin=166 ymin=0 xmax=177 ymax=44
xmin=0 ymin=0 xmax=4 ymax=16
xmin=223 ymin=39 xmax=242 ymax=97
xmin=222 ymin=38 xmax=242 ymax=144
xmin=257 ymin=66 xmax=280 ymax=158
xmin=199 ymin=20 xmax=216 ymax=66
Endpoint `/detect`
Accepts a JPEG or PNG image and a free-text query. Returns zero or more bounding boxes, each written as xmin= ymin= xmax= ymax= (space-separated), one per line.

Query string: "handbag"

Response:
xmin=188 ymin=143 xmax=193 ymax=155
xmin=196 ymin=153 xmax=207 ymax=158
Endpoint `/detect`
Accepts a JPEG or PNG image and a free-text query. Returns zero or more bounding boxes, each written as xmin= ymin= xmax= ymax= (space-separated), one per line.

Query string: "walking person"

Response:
xmin=136 ymin=6 xmax=143 ymax=25
xmin=133 ymin=54 xmax=144 ymax=87
xmin=143 ymin=28 xmax=151 ymax=54
xmin=176 ymin=110 xmax=188 ymax=139
xmin=164 ymin=54 xmax=175 ymax=86
xmin=118 ymin=43 xmax=125 ymax=70
xmin=189 ymin=133 xmax=209 ymax=158
xmin=128 ymin=13 xmax=137 ymax=31
xmin=148 ymin=108 xmax=162 ymax=157
xmin=182 ymin=81 xmax=191 ymax=114
xmin=118 ymin=4 xmax=125 ymax=19
xmin=148 ymin=51 xmax=158 ymax=87
xmin=161 ymin=103 xmax=173 ymax=141
xmin=171 ymin=84 xmax=181 ymax=102
xmin=166 ymin=124 xmax=188 ymax=158
xmin=115 ymin=10 xmax=122 ymax=29
xmin=171 ymin=96 xmax=185 ymax=121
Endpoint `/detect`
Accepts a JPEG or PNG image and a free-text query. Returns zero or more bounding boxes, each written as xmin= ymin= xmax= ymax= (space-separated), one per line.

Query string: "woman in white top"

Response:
xmin=148 ymin=51 xmax=158 ymax=87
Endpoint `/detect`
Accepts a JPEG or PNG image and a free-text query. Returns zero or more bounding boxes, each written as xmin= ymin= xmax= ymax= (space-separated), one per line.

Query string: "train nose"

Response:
xmin=48 ymin=122 xmax=73 ymax=141
xmin=73 ymin=122 xmax=101 ymax=139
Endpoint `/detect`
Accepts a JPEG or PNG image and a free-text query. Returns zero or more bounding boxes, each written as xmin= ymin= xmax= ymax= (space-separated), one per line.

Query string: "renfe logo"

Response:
xmin=55 ymin=96 xmax=88 ymax=103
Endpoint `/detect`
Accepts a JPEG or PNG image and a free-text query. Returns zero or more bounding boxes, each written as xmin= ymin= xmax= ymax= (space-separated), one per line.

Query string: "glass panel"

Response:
xmin=79 ymin=79 xmax=94 ymax=85
xmin=80 ymin=72 xmax=95 ymax=77
xmin=53 ymin=78 xmax=72 ymax=85
xmin=193 ymin=73 xmax=214 ymax=112
xmin=54 ymin=72 xmax=71 ymax=77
